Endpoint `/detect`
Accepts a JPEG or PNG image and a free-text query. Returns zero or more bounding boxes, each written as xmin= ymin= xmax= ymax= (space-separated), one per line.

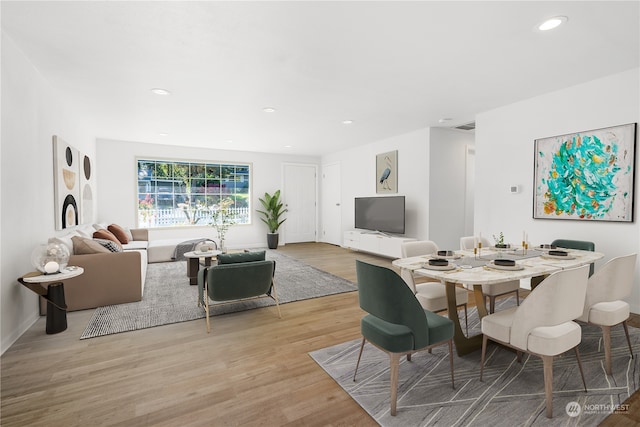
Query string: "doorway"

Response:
xmin=283 ymin=163 xmax=317 ymax=243
xmin=321 ymin=162 xmax=342 ymax=245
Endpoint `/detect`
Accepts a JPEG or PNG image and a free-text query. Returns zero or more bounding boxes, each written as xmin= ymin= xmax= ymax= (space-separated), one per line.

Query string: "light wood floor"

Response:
xmin=1 ymin=243 xmax=638 ymax=426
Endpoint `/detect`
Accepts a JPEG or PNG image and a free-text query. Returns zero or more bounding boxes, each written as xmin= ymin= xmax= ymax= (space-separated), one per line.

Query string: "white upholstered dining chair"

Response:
xmin=576 ymin=253 xmax=637 ymax=375
xmin=400 ymin=240 xmax=469 ymax=334
xmin=480 ymin=265 xmax=590 ymax=418
xmin=460 ymin=236 xmax=520 ymax=313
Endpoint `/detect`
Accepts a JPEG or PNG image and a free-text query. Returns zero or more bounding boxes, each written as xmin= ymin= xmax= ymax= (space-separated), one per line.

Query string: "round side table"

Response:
xmin=184 ymin=250 xmax=221 ymax=285
xmin=18 ymin=267 xmax=84 ymax=334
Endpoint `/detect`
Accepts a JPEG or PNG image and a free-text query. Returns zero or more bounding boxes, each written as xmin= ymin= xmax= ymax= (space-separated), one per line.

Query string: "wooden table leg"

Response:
xmin=187 ymin=258 xmax=199 ymax=285
xmin=473 ymin=284 xmax=489 ymax=320
xmin=444 ymin=281 xmax=483 ymax=356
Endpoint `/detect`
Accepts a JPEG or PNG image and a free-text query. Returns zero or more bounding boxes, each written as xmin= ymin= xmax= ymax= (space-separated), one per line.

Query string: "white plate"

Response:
xmin=541 ymin=254 xmax=576 ymax=260
xmin=486 ymin=261 xmax=524 ymax=271
xmin=422 ymin=263 xmax=456 ymax=271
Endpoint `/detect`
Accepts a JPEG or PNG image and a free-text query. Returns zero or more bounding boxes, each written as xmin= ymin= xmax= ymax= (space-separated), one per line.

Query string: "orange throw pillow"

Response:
xmin=108 ymin=224 xmax=130 ymax=244
xmin=93 ymin=229 xmax=123 ymax=249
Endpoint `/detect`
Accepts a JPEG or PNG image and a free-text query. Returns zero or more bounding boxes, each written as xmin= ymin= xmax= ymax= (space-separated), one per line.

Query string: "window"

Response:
xmin=137 ymin=159 xmax=251 ymax=228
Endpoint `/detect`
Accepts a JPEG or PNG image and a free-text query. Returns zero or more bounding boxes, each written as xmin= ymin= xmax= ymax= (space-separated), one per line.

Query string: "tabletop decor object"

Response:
xmin=30 ymin=242 xmax=70 ymax=274
xmin=534 ymin=122 xmax=636 ymax=222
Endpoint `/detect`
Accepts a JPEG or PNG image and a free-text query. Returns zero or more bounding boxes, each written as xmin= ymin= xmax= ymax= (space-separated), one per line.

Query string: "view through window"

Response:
xmin=137 ymin=159 xmax=251 ymax=228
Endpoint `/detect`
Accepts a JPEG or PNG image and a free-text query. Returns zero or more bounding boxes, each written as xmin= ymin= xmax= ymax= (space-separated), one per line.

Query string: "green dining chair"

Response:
xmin=352 ymin=260 xmax=455 ymax=416
xmin=551 ymin=239 xmax=595 ymax=276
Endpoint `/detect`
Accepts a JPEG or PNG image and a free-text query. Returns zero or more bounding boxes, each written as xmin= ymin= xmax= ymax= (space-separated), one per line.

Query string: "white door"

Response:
xmin=321 ymin=162 xmax=342 ymax=245
xmin=283 ymin=164 xmax=317 ymax=243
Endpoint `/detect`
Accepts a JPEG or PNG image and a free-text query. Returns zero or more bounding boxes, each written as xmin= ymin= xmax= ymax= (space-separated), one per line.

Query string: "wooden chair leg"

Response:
xmin=542 ymin=355 xmax=554 ymax=418
xmin=601 ymin=325 xmax=612 ymax=375
xmin=489 ymin=296 xmax=496 ymax=314
xmin=353 ymin=337 xmax=366 ymax=381
xmin=574 ymin=347 xmax=587 ymax=392
xmin=515 ymin=289 xmax=520 ymax=306
xmin=406 ymin=353 xmax=411 ymax=362
xmin=622 ymin=321 xmax=634 ymax=359
xmin=270 ymin=279 xmax=282 ymax=318
xmin=204 ymin=276 xmax=211 ymax=333
xmin=480 ymin=334 xmax=488 ymax=381
xmin=390 ymin=353 xmax=401 ymax=416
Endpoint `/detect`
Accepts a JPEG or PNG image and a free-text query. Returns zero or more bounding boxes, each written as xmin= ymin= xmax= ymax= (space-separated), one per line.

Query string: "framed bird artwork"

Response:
xmin=376 ymin=150 xmax=398 ymax=193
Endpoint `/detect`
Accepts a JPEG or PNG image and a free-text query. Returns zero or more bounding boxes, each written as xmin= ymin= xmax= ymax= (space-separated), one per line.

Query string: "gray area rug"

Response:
xmin=310 ymin=297 xmax=640 ymax=427
xmin=81 ymin=250 xmax=356 ymax=339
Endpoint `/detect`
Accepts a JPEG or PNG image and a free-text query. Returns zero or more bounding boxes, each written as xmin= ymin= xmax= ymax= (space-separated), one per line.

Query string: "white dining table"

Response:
xmin=392 ymin=246 xmax=604 ymax=356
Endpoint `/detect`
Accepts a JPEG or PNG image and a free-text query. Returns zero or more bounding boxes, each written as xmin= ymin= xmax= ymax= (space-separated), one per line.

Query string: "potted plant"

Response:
xmin=257 ymin=190 xmax=287 ymax=249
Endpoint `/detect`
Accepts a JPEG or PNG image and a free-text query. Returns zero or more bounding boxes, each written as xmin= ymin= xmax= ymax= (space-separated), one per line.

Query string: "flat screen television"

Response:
xmin=354 ymin=196 xmax=405 ymax=235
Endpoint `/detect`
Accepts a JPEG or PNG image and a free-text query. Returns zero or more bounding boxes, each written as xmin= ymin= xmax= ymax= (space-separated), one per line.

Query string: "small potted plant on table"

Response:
xmin=257 ymin=190 xmax=287 ymax=249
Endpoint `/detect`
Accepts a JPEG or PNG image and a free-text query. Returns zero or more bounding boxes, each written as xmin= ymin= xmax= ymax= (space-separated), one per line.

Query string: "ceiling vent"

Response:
xmin=454 ymin=122 xmax=476 ymax=131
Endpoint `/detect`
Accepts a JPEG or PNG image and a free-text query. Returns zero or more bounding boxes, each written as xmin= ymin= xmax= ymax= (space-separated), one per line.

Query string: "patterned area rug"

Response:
xmin=310 ymin=297 xmax=640 ymax=427
xmin=81 ymin=250 xmax=356 ymax=339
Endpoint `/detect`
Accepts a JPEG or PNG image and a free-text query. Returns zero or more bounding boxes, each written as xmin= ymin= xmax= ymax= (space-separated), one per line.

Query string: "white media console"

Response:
xmin=343 ymin=230 xmax=416 ymax=259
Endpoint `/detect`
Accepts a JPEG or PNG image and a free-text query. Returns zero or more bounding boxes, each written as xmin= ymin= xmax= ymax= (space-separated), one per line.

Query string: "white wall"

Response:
xmin=322 ymin=128 xmax=431 ymax=240
xmin=475 ymin=68 xmax=640 ymax=313
xmin=429 ymin=127 xmax=475 ymax=250
xmin=96 ymin=139 xmax=319 ymax=249
xmin=1 ymin=35 xmax=95 ymax=353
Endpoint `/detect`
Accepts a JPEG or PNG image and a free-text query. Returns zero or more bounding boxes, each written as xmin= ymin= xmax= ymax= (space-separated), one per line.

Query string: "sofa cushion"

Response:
xmin=72 ymin=236 xmax=111 ymax=255
xmin=108 ymin=223 xmax=130 ymax=244
xmin=93 ymin=229 xmax=123 ymax=249
xmin=95 ymin=238 xmax=124 ymax=252
xmin=217 ymin=250 xmax=266 ymax=264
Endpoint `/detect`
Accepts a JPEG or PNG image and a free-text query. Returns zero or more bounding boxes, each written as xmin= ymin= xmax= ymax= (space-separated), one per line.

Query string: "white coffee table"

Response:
xmin=183 ymin=250 xmax=222 ymax=285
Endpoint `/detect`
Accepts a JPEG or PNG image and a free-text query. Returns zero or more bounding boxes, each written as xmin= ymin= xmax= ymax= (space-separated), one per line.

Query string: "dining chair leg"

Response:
xmin=574 ymin=347 xmax=587 ymax=392
xmin=448 ymin=340 xmax=455 ymax=388
xmin=542 ymin=355 xmax=554 ymax=418
xmin=463 ymin=304 xmax=468 ymax=335
xmin=480 ymin=334 xmax=488 ymax=381
xmin=353 ymin=337 xmax=366 ymax=381
xmin=489 ymin=296 xmax=496 ymax=314
xmin=390 ymin=352 xmax=401 ymax=416
xmin=205 ymin=297 xmax=211 ymax=333
xmin=515 ymin=289 xmax=520 ymax=306
xmin=622 ymin=321 xmax=634 ymax=358
xmin=601 ymin=325 xmax=612 ymax=375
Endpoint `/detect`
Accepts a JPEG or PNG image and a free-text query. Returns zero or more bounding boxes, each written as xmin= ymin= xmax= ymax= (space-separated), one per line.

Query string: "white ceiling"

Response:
xmin=2 ymin=1 xmax=639 ymax=156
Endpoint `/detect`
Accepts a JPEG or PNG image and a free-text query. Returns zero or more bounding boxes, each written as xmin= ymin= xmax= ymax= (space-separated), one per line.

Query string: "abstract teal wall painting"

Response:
xmin=534 ymin=123 xmax=636 ymax=222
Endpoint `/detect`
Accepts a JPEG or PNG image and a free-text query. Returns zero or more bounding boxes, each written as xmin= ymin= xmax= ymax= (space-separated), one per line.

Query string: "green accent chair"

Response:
xmin=352 ymin=260 xmax=455 ymax=416
xmin=197 ymin=250 xmax=281 ymax=333
xmin=551 ymin=239 xmax=596 ymax=276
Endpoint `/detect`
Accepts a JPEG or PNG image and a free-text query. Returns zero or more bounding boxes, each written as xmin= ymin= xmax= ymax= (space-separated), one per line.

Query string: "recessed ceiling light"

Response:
xmin=263 ymin=107 xmax=276 ymax=113
xmin=150 ymin=88 xmax=171 ymax=95
xmin=284 ymin=145 xmax=292 ymax=148
xmin=536 ymin=16 xmax=567 ymax=31
xmin=159 ymin=133 xmax=168 ymax=136
xmin=438 ymin=118 xmax=452 ymax=124
xmin=342 ymin=120 xmax=354 ymax=125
